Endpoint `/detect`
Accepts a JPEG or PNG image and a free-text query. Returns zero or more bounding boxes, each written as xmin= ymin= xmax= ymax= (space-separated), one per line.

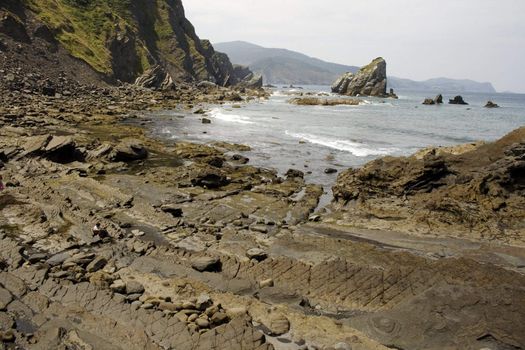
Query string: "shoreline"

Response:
xmin=0 ymin=83 xmax=524 ymax=349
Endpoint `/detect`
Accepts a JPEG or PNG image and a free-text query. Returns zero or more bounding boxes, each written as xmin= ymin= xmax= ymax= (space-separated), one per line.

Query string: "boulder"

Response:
xmin=191 ymin=256 xmax=221 ymax=272
xmin=246 ymin=248 xmax=267 ymax=261
xmin=449 ymin=95 xmax=468 ymax=105
xmin=125 ymin=281 xmax=145 ymax=295
xmin=435 ymin=94 xmax=443 ymax=104
xmin=332 ymin=58 xmax=387 ymax=97
xmin=190 ymin=169 xmax=229 ymax=189
xmin=485 ymin=101 xmax=499 ymax=108
xmin=231 ymin=154 xmax=249 ymax=164
xmin=388 ymin=88 xmax=398 ymax=99
xmin=422 ymin=98 xmax=435 ymax=105
xmin=285 ymin=169 xmax=304 ymax=179
xmin=160 ymin=205 xmax=183 ymax=217
xmin=266 ymin=314 xmax=290 ymax=336
xmin=201 ymin=118 xmax=212 ymax=124
xmin=134 ymin=65 xmax=174 ymax=90
xmin=324 ymin=168 xmax=338 ymax=174
xmin=110 ymin=140 xmax=148 ymax=162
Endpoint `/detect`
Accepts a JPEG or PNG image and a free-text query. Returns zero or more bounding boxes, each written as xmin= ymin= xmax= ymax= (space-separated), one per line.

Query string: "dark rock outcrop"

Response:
xmin=331 ymin=58 xmax=387 ymax=97
xmin=134 ymin=65 xmax=175 ymax=90
xmin=332 ymin=127 xmax=525 ymax=242
xmin=449 ymin=95 xmax=468 ymax=105
xmin=485 ymin=101 xmax=499 ymax=108
xmin=423 ymin=94 xmax=443 ymax=105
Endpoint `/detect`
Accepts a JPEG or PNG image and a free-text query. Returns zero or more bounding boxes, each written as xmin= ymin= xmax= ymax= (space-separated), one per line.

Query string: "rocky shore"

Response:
xmin=1 ymin=2 xmax=525 ymax=350
xmin=0 ymin=67 xmax=524 ymax=349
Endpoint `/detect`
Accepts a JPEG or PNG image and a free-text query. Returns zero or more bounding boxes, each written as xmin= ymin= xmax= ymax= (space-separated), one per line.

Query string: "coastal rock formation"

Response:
xmin=449 ymin=95 xmax=469 ymax=105
xmin=485 ymin=100 xmax=500 ymax=108
xmin=288 ymin=97 xmax=360 ymax=106
xmin=134 ymin=65 xmax=175 ymax=90
xmin=422 ymin=94 xmax=443 ymax=105
xmin=331 ymin=57 xmax=387 ymax=97
xmin=331 ymin=127 xmax=525 ymax=244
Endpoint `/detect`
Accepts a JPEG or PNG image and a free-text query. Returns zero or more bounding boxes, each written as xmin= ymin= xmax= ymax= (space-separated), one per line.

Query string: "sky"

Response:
xmin=184 ymin=0 xmax=525 ymax=93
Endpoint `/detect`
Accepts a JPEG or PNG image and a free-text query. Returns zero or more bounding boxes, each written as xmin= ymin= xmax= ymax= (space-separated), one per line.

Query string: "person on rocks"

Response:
xmin=92 ymin=222 xmax=109 ymax=239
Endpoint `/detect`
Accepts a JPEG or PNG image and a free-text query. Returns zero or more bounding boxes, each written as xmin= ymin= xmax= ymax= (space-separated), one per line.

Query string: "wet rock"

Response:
xmin=485 ymin=101 xmax=499 ymax=108
xmin=201 ymin=117 xmax=211 ymax=124
xmin=207 ymin=157 xmax=224 ymax=168
xmin=190 ymin=170 xmax=229 ymax=189
xmin=422 ymin=98 xmax=435 ymax=105
xmin=435 ymin=94 xmax=443 ymax=104
xmin=449 ymin=95 xmax=468 ymax=105
xmin=324 ymin=168 xmax=338 ymax=174
xmin=125 ymin=281 xmax=145 ymax=295
xmin=285 ymin=169 xmax=304 ymax=179
xmin=231 ymin=154 xmax=249 ymax=164
xmin=246 ymin=248 xmax=267 ymax=261
xmin=191 ymin=256 xmax=221 ymax=272
xmin=110 ymin=140 xmax=148 ymax=162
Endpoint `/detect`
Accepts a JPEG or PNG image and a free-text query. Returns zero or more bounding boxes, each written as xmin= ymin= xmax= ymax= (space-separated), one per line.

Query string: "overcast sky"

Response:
xmin=184 ymin=0 xmax=525 ymax=93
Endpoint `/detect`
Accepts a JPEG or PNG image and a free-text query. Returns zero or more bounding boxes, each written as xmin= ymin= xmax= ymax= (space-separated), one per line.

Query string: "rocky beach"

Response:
xmin=1 ymin=1 xmax=525 ymax=350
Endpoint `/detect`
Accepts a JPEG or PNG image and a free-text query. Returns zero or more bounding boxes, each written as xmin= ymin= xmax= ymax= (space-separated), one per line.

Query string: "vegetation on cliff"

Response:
xmin=20 ymin=0 xmax=244 ymax=85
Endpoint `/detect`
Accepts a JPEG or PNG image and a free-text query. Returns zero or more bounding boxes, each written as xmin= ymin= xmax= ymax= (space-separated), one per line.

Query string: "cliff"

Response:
xmin=0 ymin=0 xmax=258 ymax=88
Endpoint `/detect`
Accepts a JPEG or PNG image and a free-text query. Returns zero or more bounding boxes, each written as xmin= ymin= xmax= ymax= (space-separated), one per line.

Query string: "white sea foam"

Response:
xmin=210 ymin=108 xmax=254 ymax=124
xmin=285 ymin=131 xmax=398 ymax=157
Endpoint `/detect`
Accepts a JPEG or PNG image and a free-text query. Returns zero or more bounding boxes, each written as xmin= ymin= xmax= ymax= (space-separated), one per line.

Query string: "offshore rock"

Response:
xmin=449 ymin=95 xmax=468 ymax=105
xmin=331 ymin=57 xmax=387 ymax=97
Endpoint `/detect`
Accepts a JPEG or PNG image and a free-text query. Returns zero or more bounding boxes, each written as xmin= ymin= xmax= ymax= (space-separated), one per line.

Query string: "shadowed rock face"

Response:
xmin=0 ymin=1 xmax=260 ymax=88
xmin=331 ymin=58 xmax=387 ymax=97
xmin=331 ymin=127 xmax=525 ymax=244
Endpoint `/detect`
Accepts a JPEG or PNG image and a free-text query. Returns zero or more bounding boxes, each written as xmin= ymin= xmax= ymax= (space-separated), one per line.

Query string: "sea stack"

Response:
xmin=331 ymin=57 xmax=387 ymax=97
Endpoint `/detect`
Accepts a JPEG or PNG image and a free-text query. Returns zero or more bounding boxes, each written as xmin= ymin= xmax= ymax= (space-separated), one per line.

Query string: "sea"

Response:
xmin=148 ymin=86 xmax=525 ymax=200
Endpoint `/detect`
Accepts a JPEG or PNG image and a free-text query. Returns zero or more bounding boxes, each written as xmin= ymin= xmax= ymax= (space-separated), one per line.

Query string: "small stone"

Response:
xmin=187 ymin=313 xmax=198 ymax=323
xmin=211 ymin=312 xmax=228 ymax=325
xmin=125 ymin=281 xmax=145 ymax=295
xmin=195 ymin=318 xmax=210 ymax=328
xmin=140 ymin=303 xmax=154 ymax=309
xmin=201 ymin=118 xmax=211 ymax=124
xmin=324 ymin=168 xmax=338 ymax=174
xmin=86 ymin=256 xmax=107 ymax=273
xmin=110 ymin=279 xmax=126 ymax=293
xmin=246 ymin=248 xmax=267 ymax=261
xmin=191 ymin=257 xmax=220 ymax=272
xmin=250 ymin=225 xmax=268 ymax=234
xmin=259 ymin=278 xmax=274 ymax=288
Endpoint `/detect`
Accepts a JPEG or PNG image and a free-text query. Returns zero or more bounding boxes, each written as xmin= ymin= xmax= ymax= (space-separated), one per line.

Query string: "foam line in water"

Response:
xmin=210 ymin=108 xmax=254 ymax=124
xmin=285 ymin=131 xmax=398 ymax=157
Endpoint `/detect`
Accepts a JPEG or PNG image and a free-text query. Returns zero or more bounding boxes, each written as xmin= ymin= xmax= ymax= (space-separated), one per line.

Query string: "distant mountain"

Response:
xmin=214 ymin=41 xmax=359 ymax=85
xmin=215 ymin=41 xmax=497 ymax=92
xmin=388 ymin=77 xmax=496 ymax=93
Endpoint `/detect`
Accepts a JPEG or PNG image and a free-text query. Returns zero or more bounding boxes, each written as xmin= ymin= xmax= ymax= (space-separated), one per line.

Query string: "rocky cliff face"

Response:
xmin=1 ymin=0 xmax=259 ymax=89
xmin=331 ymin=57 xmax=387 ymax=97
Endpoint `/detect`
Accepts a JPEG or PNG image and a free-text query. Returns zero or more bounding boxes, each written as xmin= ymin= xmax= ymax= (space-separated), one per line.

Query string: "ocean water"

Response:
xmin=149 ymin=86 xmax=525 ymax=191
